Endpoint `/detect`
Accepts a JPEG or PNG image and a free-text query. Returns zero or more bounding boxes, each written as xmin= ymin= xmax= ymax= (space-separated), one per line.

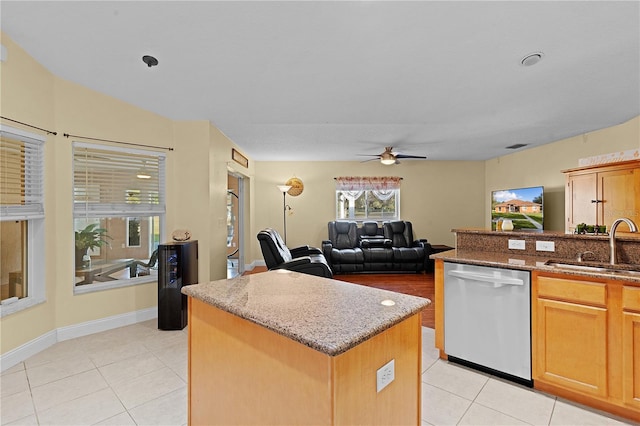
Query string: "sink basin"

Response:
xmin=544 ymin=260 xmax=640 ymax=276
xmin=544 ymin=261 xmax=610 ymax=272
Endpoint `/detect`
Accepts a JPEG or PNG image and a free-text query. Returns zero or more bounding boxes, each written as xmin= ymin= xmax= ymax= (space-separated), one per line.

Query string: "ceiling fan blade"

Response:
xmin=394 ymin=154 xmax=427 ymax=159
xmin=360 ymin=158 xmax=380 ymax=163
xmin=357 ymin=154 xmax=382 ymax=157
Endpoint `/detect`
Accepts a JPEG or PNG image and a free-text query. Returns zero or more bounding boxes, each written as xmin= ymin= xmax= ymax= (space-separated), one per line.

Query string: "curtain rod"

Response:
xmin=63 ymin=133 xmax=174 ymax=151
xmin=0 ymin=116 xmax=57 ymax=135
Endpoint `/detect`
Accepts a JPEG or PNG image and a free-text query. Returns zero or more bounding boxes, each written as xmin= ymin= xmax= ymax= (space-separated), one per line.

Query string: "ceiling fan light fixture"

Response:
xmin=380 ymin=152 xmax=396 ymax=165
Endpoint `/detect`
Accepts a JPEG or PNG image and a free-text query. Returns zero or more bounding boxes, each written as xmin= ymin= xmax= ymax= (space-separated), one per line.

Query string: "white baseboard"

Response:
xmin=246 ymin=260 xmax=265 ymax=271
xmin=1 ymin=330 xmax=57 ymax=373
xmin=57 ymin=307 xmax=157 ymax=341
xmin=1 ymin=307 xmax=158 ymax=372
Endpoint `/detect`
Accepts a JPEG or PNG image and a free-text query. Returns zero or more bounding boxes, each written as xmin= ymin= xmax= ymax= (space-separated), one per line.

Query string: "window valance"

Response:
xmin=335 ymin=176 xmax=402 ymax=191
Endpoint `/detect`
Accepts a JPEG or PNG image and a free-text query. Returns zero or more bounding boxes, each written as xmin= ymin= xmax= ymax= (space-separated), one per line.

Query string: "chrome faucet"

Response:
xmin=609 ymin=218 xmax=638 ymax=265
xmin=576 ymin=251 xmax=595 ymax=262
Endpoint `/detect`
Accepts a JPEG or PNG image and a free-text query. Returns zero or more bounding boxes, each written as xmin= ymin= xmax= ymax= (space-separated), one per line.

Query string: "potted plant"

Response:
xmin=75 ymin=223 xmax=111 ymax=269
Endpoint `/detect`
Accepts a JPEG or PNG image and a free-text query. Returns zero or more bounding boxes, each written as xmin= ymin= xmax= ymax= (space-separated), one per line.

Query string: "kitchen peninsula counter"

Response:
xmin=182 ymin=270 xmax=430 ymax=425
xmin=431 ymin=228 xmax=640 ymax=422
xmin=431 ymin=226 xmax=640 ymax=283
xmin=431 ymin=248 xmax=640 ymax=284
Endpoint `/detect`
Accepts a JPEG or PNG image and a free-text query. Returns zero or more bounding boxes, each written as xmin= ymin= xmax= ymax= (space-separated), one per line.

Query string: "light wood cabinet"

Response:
xmin=623 ymin=286 xmax=640 ymax=410
xmin=532 ymin=271 xmax=640 ymax=422
xmin=533 ymin=274 xmax=608 ymax=397
xmin=564 ymin=160 xmax=640 ymax=233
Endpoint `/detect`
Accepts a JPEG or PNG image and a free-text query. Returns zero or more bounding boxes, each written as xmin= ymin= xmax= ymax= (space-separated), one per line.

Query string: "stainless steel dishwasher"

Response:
xmin=444 ymin=261 xmax=532 ymax=386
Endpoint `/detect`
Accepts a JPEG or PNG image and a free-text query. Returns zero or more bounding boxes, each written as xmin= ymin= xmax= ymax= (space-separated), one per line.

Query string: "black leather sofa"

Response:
xmin=258 ymin=228 xmax=333 ymax=278
xmin=322 ymin=221 xmax=432 ymax=274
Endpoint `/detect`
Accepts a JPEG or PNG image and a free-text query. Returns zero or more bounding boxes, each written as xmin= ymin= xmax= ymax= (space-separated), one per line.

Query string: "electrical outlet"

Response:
xmin=508 ymin=239 xmax=526 ymax=250
xmin=536 ymin=241 xmax=555 ymax=252
xmin=377 ymin=359 xmax=395 ymax=392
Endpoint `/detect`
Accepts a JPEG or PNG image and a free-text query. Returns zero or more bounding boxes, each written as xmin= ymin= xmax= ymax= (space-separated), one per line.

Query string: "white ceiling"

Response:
xmin=2 ymin=1 xmax=639 ymax=161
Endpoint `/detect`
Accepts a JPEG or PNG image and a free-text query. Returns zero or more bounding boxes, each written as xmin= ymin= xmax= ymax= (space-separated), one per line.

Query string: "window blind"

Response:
xmin=0 ymin=133 xmax=45 ymax=220
xmin=73 ymin=143 xmax=166 ymax=217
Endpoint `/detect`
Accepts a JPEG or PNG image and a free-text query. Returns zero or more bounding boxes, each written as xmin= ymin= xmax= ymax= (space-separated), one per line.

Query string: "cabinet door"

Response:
xmin=534 ymin=298 xmax=608 ymax=397
xmin=599 ymin=168 xmax=640 ymax=231
xmin=566 ymin=172 xmax=597 ymax=232
xmin=622 ymin=284 xmax=640 ymax=410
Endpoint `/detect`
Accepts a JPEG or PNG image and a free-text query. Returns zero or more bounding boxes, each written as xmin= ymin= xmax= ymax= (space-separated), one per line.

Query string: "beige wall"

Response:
xmin=0 ymin=33 xmax=251 ymax=354
xmin=484 ymin=116 xmax=640 ymax=231
xmin=1 ymin=33 xmax=58 ymax=353
xmin=252 ymin=160 xmax=486 ymax=261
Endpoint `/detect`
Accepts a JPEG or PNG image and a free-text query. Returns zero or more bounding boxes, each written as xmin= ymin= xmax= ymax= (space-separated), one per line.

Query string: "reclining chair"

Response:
xmin=322 ymin=221 xmax=364 ymax=273
xmin=359 ymin=221 xmax=394 ymax=271
xmin=257 ymin=228 xmax=333 ymax=278
xmin=383 ymin=220 xmax=432 ymax=272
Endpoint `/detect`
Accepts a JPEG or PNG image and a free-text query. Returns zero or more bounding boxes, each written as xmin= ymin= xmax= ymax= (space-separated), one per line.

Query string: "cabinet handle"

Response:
xmin=591 ymin=199 xmax=602 ymax=203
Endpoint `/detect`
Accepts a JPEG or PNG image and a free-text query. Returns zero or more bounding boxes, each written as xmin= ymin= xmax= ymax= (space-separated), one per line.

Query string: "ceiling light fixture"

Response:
xmin=520 ymin=52 xmax=544 ymax=67
xmin=142 ymin=55 xmax=158 ymax=67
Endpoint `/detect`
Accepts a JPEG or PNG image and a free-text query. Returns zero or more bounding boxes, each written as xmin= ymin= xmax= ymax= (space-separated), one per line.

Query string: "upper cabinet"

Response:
xmin=564 ymin=160 xmax=640 ymax=233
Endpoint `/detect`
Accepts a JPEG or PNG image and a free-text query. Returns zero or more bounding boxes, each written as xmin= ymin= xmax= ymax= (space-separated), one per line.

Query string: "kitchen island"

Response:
xmin=182 ymin=270 xmax=430 ymax=425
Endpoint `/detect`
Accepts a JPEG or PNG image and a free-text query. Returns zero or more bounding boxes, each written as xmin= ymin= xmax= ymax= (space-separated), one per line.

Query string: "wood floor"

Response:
xmin=245 ymin=268 xmax=435 ymax=329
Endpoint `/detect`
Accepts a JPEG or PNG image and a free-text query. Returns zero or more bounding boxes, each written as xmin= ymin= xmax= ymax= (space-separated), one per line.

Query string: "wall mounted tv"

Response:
xmin=491 ymin=186 xmax=544 ymax=231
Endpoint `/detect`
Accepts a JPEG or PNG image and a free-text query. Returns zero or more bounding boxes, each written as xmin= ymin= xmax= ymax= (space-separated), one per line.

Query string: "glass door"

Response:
xmin=227 ymin=173 xmax=243 ymax=278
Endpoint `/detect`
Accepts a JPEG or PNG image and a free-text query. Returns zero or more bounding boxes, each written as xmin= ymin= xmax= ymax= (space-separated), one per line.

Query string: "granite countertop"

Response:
xmin=181 ymin=270 xmax=431 ymax=356
xmin=450 ymin=227 xmax=640 ymax=242
xmin=431 ymin=249 xmax=640 ymax=284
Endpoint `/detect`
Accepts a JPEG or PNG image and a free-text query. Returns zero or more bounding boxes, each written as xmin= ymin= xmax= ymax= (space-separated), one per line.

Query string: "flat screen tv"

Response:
xmin=491 ymin=186 xmax=544 ymax=231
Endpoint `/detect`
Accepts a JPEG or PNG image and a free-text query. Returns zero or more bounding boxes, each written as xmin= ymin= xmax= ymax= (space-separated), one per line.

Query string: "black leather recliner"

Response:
xmin=322 ymin=221 xmax=364 ymax=273
xmin=359 ymin=221 xmax=393 ymax=271
xmin=383 ymin=221 xmax=430 ymax=272
xmin=258 ymin=228 xmax=333 ymax=278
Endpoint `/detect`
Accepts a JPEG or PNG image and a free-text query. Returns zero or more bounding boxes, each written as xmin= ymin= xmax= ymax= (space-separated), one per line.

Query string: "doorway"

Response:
xmin=227 ymin=173 xmax=244 ymax=278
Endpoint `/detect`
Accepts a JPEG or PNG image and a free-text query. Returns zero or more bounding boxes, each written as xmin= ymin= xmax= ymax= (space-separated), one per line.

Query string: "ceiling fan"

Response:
xmin=359 ymin=146 xmax=427 ymax=165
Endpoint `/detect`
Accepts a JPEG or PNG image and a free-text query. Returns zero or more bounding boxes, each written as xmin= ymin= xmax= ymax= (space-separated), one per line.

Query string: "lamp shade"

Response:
xmin=277 ymin=185 xmax=292 ymax=193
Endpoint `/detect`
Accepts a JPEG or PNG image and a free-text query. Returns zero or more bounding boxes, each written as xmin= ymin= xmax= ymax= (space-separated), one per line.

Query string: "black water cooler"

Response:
xmin=158 ymin=240 xmax=198 ymax=330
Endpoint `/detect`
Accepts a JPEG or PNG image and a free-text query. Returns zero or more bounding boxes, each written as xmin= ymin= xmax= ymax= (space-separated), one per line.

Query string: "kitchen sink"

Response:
xmin=544 ymin=260 xmax=640 ymax=276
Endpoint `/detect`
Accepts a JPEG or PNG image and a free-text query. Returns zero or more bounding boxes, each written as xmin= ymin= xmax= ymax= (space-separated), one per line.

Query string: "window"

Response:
xmin=73 ymin=143 xmax=165 ymax=292
xmin=0 ymin=126 xmax=45 ymax=316
xmin=335 ymin=176 xmax=401 ymax=221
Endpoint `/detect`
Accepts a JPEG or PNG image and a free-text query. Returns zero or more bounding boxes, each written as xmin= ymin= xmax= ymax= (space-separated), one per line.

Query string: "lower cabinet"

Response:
xmin=534 ymin=297 xmax=607 ymax=397
xmin=533 ymin=274 xmax=608 ymax=397
xmin=532 ymin=272 xmax=640 ymax=422
xmin=623 ymin=286 xmax=640 ymax=410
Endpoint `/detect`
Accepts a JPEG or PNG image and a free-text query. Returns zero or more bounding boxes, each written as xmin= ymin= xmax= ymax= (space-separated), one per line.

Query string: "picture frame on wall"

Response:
xmin=232 ymin=148 xmax=248 ymax=168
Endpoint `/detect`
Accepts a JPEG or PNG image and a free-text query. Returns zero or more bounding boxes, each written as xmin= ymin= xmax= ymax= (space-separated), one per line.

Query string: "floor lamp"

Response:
xmin=277 ymin=185 xmax=292 ymax=244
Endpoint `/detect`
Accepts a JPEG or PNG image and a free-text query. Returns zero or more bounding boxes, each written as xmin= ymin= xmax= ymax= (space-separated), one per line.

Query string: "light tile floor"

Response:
xmin=1 ymin=322 xmax=636 ymax=425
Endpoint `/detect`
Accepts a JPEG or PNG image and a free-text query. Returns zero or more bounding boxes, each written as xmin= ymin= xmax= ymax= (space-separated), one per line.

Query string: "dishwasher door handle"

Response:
xmin=447 ymin=270 xmax=524 ymax=287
